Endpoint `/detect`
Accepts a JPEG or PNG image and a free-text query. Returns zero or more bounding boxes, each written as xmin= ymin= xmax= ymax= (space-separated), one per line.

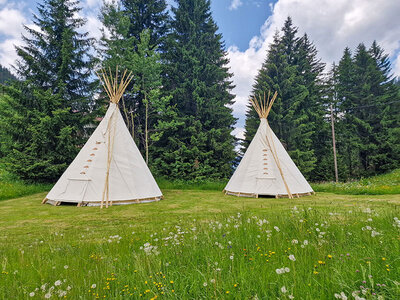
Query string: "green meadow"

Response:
xmin=0 ymin=189 xmax=399 ymax=299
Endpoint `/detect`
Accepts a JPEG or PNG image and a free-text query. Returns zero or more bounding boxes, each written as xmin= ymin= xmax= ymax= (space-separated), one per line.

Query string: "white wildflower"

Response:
xmin=371 ymin=230 xmax=380 ymax=237
xmin=44 ymin=293 xmax=52 ymax=299
xmin=91 ymin=284 xmax=96 ymax=289
xmin=288 ymin=254 xmax=296 ymax=261
xmin=54 ymin=280 xmax=61 ymax=286
xmin=274 ymin=226 xmax=280 ymax=232
xmin=291 ymin=239 xmax=298 ymax=244
xmin=64 ymin=265 xmax=69 ymax=269
xmin=29 ymin=292 xmax=35 ymax=297
xmin=281 ymin=286 xmax=287 ymax=293
xmin=203 ymin=282 xmax=207 ymax=287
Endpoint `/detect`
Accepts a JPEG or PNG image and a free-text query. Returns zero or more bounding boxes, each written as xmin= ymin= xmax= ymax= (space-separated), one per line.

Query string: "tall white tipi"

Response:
xmin=43 ymin=68 xmax=162 ymax=207
xmin=224 ymin=91 xmax=314 ymax=199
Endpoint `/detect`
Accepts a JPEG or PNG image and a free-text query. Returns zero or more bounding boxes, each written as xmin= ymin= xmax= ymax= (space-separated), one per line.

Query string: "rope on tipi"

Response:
xmin=250 ymin=91 xmax=293 ymax=199
xmin=96 ymin=67 xmax=133 ymax=208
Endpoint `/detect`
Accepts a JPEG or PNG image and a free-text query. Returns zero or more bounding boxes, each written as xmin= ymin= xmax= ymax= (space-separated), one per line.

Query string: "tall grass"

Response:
xmin=0 ymin=168 xmax=51 ymax=201
xmin=0 ymin=191 xmax=399 ymax=299
xmin=312 ymin=169 xmax=400 ymax=195
xmin=156 ymin=177 xmax=227 ymax=191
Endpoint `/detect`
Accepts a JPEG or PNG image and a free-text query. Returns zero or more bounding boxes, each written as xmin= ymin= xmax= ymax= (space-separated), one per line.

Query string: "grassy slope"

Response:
xmin=0 ymin=169 xmax=51 ymax=201
xmin=312 ymin=169 xmax=400 ymax=195
xmin=0 ymin=191 xmax=399 ymax=299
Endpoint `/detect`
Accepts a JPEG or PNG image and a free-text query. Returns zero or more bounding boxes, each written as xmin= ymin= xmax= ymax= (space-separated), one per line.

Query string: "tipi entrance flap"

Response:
xmin=58 ymin=178 xmax=90 ymax=202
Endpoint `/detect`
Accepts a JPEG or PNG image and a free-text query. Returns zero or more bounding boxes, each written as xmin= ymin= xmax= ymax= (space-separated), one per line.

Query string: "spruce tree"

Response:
xmin=243 ymin=17 xmax=325 ymax=179
xmin=99 ymin=0 xmax=169 ymax=155
xmin=0 ymin=0 xmax=96 ymax=181
xmin=158 ymin=0 xmax=236 ymax=180
xmin=121 ymin=0 xmax=169 ymax=49
xmin=0 ymin=65 xmax=16 ymax=84
xmin=15 ymin=0 xmax=95 ymax=110
xmin=336 ymin=42 xmax=400 ymax=177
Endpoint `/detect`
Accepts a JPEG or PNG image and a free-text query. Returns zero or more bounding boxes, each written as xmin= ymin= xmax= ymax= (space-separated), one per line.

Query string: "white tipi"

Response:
xmin=224 ymin=91 xmax=314 ymax=199
xmin=43 ymin=68 xmax=162 ymax=207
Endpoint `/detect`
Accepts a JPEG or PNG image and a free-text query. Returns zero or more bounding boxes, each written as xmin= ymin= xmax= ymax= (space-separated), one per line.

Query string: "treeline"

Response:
xmin=244 ymin=18 xmax=400 ymax=181
xmin=0 ymin=0 xmax=235 ymax=182
xmin=0 ymin=1 xmax=399 ymax=183
xmin=0 ymin=65 xmax=16 ymax=84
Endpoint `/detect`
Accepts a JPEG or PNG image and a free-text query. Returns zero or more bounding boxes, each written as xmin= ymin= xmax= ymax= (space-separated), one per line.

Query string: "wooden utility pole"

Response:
xmin=145 ymin=94 xmax=149 ymax=165
xmin=330 ymin=104 xmax=339 ymax=183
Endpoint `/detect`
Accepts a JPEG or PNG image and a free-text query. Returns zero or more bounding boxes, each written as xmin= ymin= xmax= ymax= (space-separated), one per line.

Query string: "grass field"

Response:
xmin=0 ymin=168 xmax=51 ymax=201
xmin=0 ymin=190 xmax=399 ymax=299
xmin=2 ymin=169 xmax=400 ymax=202
xmin=312 ymin=169 xmax=400 ymax=195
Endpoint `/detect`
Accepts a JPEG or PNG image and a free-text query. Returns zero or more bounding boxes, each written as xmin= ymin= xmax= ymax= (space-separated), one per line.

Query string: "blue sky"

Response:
xmin=1 ymin=0 xmax=400 ymax=137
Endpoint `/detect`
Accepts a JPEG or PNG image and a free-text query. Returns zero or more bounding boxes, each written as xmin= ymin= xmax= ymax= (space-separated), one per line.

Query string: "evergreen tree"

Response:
xmin=0 ymin=0 xmax=96 ymax=181
xmin=15 ymin=0 xmax=95 ymax=110
xmin=121 ymin=0 xmax=169 ymax=49
xmin=243 ymin=32 xmax=281 ymax=151
xmin=0 ymin=83 xmax=80 ymax=181
xmin=243 ymin=17 xmax=326 ymax=179
xmin=336 ymin=42 xmax=400 ymax=178
xmin=158 ymin=0 xmax=236 ymax=180
xmin=99 ymin=0 xmax=169 ymax=155
xmin=0 ymin=64 xmax=16 ymax=84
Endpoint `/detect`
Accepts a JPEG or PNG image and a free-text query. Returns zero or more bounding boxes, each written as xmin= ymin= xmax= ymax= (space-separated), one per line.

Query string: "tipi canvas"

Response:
xmin=43 ymin=69 xmax=162 ymax=207
xmin=224 ymin=91 xmax=314 ymax=199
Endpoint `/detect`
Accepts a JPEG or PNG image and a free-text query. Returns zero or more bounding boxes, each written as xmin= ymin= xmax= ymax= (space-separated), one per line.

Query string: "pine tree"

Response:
xmin=158 ymin=0 xmax=236 ymax=180
xmin=336 ymin=42 xmax=400 ymax=177
xmin=0 ymin=64 xmax=16 ymax=84
xmin=121 ymin=0 xmax=169 ymax=49
xmin=335 ymin=47 xmax=358 ymax=178
xmin=0 ymin=0 xmax=96 ymax=181
xmin=99 ymin=0 xmax=169 ymax=154
xmin=15 ymin=0 xmax=95 ymax=110
xmin=0 ymin=83 xmax=79 ymax=181
xmin=243 ymin=32 xmax=282 ymax=151
xmin=243 ymin=17 xmax=325 ymax=179
xmin=367 ymin=41 xmax=400 ymax=173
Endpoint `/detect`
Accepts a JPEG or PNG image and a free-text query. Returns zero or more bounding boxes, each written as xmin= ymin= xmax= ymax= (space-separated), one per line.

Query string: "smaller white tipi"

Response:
xmin=43 ymin=68 xmax=163 ymax=207
xmin=224 ymin=91 xmax=314 ymax=199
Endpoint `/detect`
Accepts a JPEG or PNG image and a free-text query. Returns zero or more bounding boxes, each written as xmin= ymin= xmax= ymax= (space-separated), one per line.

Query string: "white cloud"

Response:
xmin=228 ymin=0 xmax=400 ymax=138
xmin=0 ymin=6 xmax=26 ymax=38
xmin=0 ymin=38 xmax=22 ymax=69
xmin=232 ymin=127 xmax=245 ymax=140
xmin=229 ymin=0 xmax=243 ymax=11
xmin=84 ymin=0 xmax=119 ymax=8
xmin=82 ymin=14 xmax=104 ymax=41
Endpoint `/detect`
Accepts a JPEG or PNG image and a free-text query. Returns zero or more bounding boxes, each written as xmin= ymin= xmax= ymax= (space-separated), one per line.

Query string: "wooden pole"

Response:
xmin=145 ymin=94 xmax=149 ymax=165
xmin=330 ymin=104 xmax=339 ymax=183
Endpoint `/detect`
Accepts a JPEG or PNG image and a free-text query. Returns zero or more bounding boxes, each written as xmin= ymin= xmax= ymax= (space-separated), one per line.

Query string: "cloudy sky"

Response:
xmin=1 ymin=0 xmax=400 ymax=138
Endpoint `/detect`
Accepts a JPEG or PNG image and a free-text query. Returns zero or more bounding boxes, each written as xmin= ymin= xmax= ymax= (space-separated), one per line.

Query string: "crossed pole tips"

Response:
xmin=96 ymin=67 xmax=134 ymax=209
xmin=96 ymin=67 xmax=134 ymax=105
